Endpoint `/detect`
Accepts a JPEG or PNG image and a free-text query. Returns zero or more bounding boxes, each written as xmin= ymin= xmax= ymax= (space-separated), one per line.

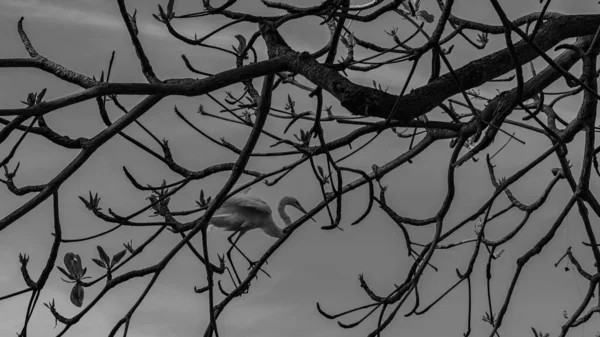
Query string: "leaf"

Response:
xmin=128 ymin=10 xmax=139 ymax=36
xmin=317 ymin=165 xmax=325 ymax=178
xmin=92 ymin=258 xmax=106 ymax=269
xmin=407 ymin=0 xmax=418 ymax=15
xmin=56 ymin=266 xmax=74 ymax=280
xmin=70 ymin=283 xmax=84 ymax=307
xmin=26 ymin=92 xmax=35 ymax=106
xmin=400 ymin=0 xmax=411 ymax=12
xmin=111 ymin=249 xmax=127 ymax=268
xmin=97 ymin=246 xmax=110 ymax=266
xmin=19 ymin=253 xmax=29 ymax=265
xmin=285 ymin=94 xmax=295 ymax=112
xmin=78 ymin=196 xmax=91 ymax=209
xmin=416 ymin=10 xmax=435 ymax=23
xmin=234 ymin=34 xmax=247 ymax=57
xmin=123 ymin=240 xmax=134 ymax=254
xmin=413 ymin=0 xmax=422 ymax=11
xmin=167 ymin=0 xmax=175 ymax=15
xmin=63 ymin=252 xmax=82 ymax=278
xmin=36 ymin=88 xmax=47 ymax=104
xmin=71 ymin=255 xmax=83 ymax=279
xmin=152 ymin=13 xmax=163 ymax=23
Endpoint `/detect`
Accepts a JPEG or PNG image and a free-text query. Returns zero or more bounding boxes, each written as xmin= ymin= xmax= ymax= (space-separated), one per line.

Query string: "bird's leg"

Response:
xmin=226 ymin=231 xmax=244 ymax=286
xmin=219 ymin=254 xmax=239 ymax=290
xmin=227 ymin=231 xmax=271 ymax=279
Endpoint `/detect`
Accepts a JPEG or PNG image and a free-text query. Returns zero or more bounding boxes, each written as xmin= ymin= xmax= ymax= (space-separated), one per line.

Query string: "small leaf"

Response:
xmin=26 ymin=93 xmax=35 ymax=106
xmin=36 ymin=88 xmax=47 ymax=104
xmin=97 ymin=246 xmax=110 ymax=266
xmin=234 ymin=34 xmax=247 ymax=53
xmin=71 ymin=256 xmax=83 ymax=279
xmin=79 ymin=196 xmax=91 ymax=210
xmin=123 ymin=240 xmax=134 ymax=254
xmin=152 ymin=13 xmax=163 ymax=23
xmin=70 ymin=283 xmax=84 ymax=307
xmin=400 ymin=0 xmax=411 ymax=12
xmin=63 ymin=252 xmax=78 ymax=276
xmin=416 ymin=10 xmax=435 ymax=23
xmin=19 ymin=253 xmax=29 ymax=265
xmin=167 ymin=0 xmax=175 ymax=15
xmin=92 ymin=258 xmax=106 ymax=269
xmin=317 ymin=165 xmax=325 ymax=178
xmin=414 ymin=0 xmax=422 ymax=11
xmin=56 ymin=266 xmax=74 ymax=280
xmin=111 ymin=249 xmax=127 ymax=268
xmin=285 ymin=94 xmax=295 ymax=112
xmin=128 ymin=9 xmax=138 ymax=36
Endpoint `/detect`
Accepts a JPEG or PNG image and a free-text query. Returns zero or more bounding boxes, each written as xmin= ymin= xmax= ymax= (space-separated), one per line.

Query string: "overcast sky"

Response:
xmin=1 ymin=1 xmax=600 ymax=337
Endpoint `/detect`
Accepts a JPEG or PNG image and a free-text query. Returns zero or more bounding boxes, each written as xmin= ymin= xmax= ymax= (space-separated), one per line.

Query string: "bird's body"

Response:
xmin=207 ymin=190 xmax=305 ymax=238
xmin=202 ymin=188 xmax=311 ymax=282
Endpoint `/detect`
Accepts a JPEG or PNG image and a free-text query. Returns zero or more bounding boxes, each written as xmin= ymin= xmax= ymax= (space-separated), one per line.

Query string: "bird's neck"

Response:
xmin=278 ymin=201 xmax=293 ymax=229
xmin=263 ymin=223 xmax=284 ymax=238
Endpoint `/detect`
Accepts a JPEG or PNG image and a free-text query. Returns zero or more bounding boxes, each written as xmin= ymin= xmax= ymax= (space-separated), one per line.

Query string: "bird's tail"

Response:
xmin=197 ymin=215 xmax=215 ymax=232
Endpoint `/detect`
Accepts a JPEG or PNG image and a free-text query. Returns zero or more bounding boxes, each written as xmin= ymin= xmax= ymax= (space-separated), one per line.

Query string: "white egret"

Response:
xmin=208 ymin=193 xmax=311 ymax=237
xmin=207 ymin=188 xmax=313 ymax=281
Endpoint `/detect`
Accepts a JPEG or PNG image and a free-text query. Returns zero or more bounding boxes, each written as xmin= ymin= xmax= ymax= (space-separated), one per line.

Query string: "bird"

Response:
xmin=206 ymin=187 xmax=313 ymax=281
xmin=208 ymin=189 xmax=310 ymax=237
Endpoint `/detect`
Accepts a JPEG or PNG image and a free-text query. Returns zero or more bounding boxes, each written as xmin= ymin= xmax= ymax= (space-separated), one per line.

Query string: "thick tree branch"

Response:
xmin=260 ymin=15 xmax=600 ymax=122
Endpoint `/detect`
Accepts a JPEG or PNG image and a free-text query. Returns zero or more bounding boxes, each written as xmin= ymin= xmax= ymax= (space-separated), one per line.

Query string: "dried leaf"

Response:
xmin=416 ymin=10 xmax=435 ymax=23
xmin=234 ymin=34 xmax=247 ymax=54
xmin=317 ymin=165 xmax=324 ymax=178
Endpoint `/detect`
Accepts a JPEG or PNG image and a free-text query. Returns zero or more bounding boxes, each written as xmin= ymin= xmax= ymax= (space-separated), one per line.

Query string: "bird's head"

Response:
xmin=280 ymin=196 xmax=315 ymax=222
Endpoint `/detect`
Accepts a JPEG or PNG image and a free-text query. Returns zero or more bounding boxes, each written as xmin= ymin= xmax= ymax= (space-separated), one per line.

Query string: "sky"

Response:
xmin=1 ymin=0 xmax=600 ymax=337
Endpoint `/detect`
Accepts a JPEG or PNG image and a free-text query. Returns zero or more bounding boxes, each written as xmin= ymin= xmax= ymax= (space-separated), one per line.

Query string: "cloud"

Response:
xmin=0 ymin=0 xmax=231 ymax=43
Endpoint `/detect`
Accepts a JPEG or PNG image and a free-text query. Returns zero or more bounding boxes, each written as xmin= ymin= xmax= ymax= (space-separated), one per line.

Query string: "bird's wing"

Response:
xmin=222 ymin=194 xmax=272 ymax=215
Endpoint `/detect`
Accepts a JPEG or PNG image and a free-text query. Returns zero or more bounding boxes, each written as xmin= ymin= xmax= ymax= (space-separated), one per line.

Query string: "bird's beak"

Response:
xmin=297 ymin=204 xmax=316 ymax=222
